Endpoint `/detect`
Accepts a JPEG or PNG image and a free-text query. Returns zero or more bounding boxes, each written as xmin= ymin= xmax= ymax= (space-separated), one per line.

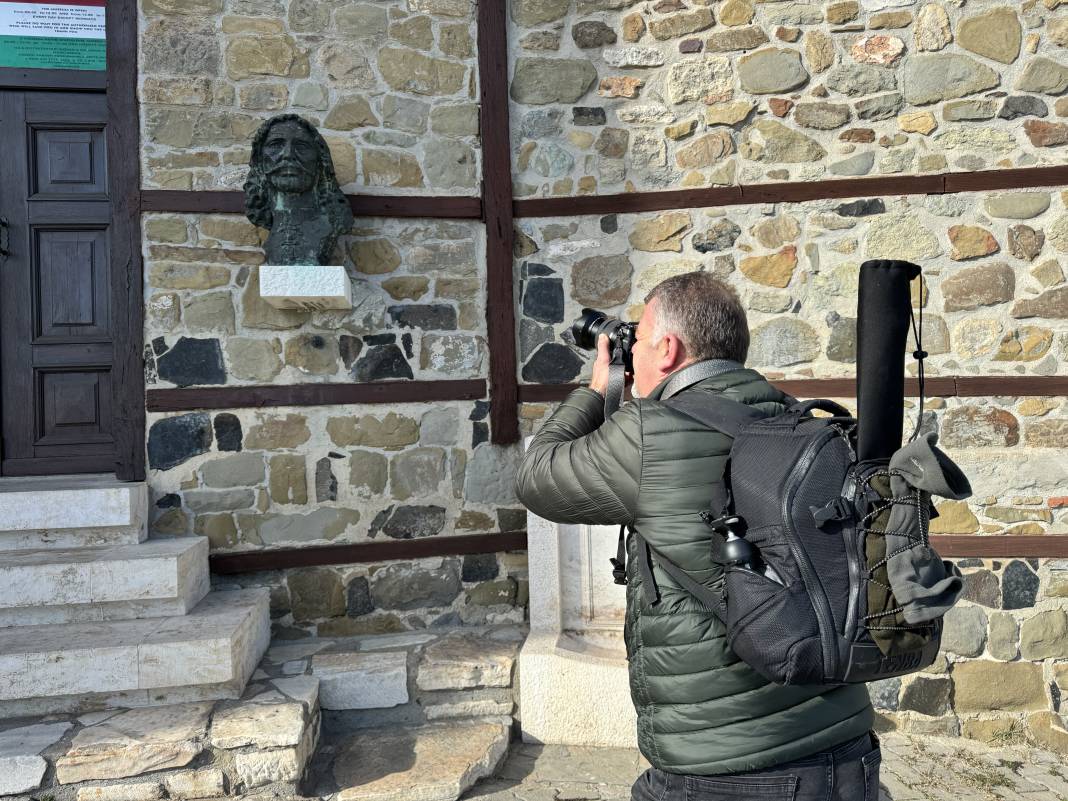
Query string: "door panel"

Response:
xmin=1 ymin=90 xmax=117 ymax=475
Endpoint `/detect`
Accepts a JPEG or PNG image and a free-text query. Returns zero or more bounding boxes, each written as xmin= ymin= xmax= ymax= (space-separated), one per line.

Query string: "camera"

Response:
xmin=571 ymin=308 xmax=637 ymax=372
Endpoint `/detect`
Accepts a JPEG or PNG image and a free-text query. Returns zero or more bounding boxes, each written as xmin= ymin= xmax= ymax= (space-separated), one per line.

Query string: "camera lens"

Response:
xmin=572 ymin=308 xmax=611 ymax=350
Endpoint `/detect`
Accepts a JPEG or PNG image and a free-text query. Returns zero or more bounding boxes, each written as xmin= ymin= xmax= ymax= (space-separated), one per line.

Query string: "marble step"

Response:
xmin=0 ymin=537 xmax=209 ymax=627
xmin=0 ymin=475 xmax=147 ymax=551
xmin=0 ymin=589 xmax=271 ymax=719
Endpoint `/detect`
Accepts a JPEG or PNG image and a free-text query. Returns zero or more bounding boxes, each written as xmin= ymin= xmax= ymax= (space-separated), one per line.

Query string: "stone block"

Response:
xmin=210 ymin=700 xmax=306 ymax=749
xmin=0 ymin=537 xmax=208 ymax=626
xmin=259 ymin=265 xmax=353 ymax=311
xmin=333 ymin=722 xmax=509 ymax=801
xmin=952 ymin=661 xmax=1046 ymax=713
xmin=1020 ymin=609 xmax=1068 ymax=660
xmin=234 ymin=716 xmax=317 ymax=789
xmin=417 ymin=633 xmax=517 ymax=691
xmin=200 ymin=452 xmax=264 ymax=488
xmin=163 ymin=768 xmax=226 ymax=799
xmin=0 ymin=476 xmax=147 ymax=549
xmin=312 ymin=651 xmax=409 ymax=710
xmin=940 ymin=605 xmax=987 ymax=657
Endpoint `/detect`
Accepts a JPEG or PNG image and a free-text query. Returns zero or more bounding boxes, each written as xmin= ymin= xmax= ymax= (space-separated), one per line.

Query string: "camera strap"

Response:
xmin=603 ymin=361 xmax=628 ymax=417
xmin=661 ymin=358 xmax=744 ymax=400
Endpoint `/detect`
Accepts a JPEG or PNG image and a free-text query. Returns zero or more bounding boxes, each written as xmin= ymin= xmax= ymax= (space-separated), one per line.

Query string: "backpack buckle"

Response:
xmin=812 ymin=496 xmax=852 ymax=528
xmin=701 ymin=512 xmax=743 ymax=535
xmin=609 ymin=557 xmax=628 ymax=585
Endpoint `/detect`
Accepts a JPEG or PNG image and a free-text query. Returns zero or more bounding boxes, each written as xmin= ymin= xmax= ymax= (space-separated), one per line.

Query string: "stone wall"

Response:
xmin=507 ymin=0 xmax=1067 ymax=197
xmin=140 ymin=0 xmax=480 ymax=193
xmin=138 ymin=0 xmax=530 ymax=635
xmin=144 ymin=215 xmax=487 ymax=387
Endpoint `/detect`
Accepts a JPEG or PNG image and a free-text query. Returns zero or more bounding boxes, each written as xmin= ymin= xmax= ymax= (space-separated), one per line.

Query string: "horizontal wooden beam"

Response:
xmin=513 ymin=165 xmax=1068 ymax=218
xmin=931 ymin=536 xmax=1068 ymax=559
xmin=517 ymin=375 xmax=1068 ymax=403
xmin=140 ymin=190 xmax=482 ymax=219
xmin=207 ymin=530 xmax=1068 ymax=574
xmin=210 ymin=531 xmax=528 ymax=574
xmin=147 ymin=379 xmax=487 ymax=412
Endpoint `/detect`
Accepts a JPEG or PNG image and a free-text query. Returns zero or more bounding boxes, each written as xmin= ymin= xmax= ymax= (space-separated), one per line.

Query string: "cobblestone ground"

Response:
xmin=461 ymin=733 xmax=1068 ymax=801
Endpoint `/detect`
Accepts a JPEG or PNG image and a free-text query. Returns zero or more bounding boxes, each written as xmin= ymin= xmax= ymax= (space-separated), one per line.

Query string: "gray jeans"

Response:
xmin=631 ymin=731 xmax=881 ymax=801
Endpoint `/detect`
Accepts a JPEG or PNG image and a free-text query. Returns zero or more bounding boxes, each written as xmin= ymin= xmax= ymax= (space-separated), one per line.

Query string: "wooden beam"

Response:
xmin=943 ymin=165 xmax=1068 ymax=194
xmin=147 ymin=379 xmax=487 ymax=412
xmin=517 ymin=375 xmax=1068 ymax=403
xmin=931 ymin=536 xmax=1068 ymax=559
xmin=478 ymin=0 xmax=520 ymax=445
xmin=210 ymin=531 xmax=529 ymax=574
xmin=108 ymin=0 xmax=146 ymax=481
xmin=207 ymin=531 xmax=1068 ymax=574
xmin=140 ymin=190 xmax=482 ymax=219
xmin=513 ymin=166 xmax=1068 ymax=218
xmin=0 ymin=67 xmax=106 ymax=91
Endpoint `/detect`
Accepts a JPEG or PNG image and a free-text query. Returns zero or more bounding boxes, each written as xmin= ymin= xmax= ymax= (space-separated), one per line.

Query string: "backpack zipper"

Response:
xmin=782 ymin=425 xmax=840 ymax=681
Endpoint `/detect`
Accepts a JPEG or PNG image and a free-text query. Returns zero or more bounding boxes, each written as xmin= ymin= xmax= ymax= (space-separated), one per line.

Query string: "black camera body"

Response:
xmin=571 ymin=307 xmax=637 ymax=372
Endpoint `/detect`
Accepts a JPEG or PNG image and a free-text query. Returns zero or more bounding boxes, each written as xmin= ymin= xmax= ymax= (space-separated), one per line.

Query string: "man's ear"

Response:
xmin=659 ymin=333 xmax=686 ymax=370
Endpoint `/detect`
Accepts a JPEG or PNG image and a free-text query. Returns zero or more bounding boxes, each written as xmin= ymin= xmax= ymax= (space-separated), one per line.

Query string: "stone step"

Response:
xmin=0 ymin=475 xmax=147 ymax=551
xmin=0 ymin=537 xmax=209 ymax=627
xmin=325 ymin=721 xmax=511 ymax=801
xmin=0 ymin=588 xmax=270 ymax=719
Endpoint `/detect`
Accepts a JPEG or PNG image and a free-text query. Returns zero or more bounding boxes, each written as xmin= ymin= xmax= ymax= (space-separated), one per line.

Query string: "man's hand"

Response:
xmin=588 ymin=334 xmax=612 ymax=396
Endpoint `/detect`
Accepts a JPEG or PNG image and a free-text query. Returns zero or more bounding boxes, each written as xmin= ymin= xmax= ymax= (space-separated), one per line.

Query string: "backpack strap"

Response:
xmin=619 ymin=393 xmax=764 ymax=618
xmin=636 ymin=531 xmax=726 ymax=620
xmin=665 ymin=393 xmax=766 ymax=439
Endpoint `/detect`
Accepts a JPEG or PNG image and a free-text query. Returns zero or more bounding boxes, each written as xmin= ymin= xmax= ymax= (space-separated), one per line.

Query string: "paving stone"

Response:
xmin=333 ymin=722 xmax=509 ymax=801
xmin=312 ymin=650 xmax=408 ymax=710
xmin=56 ymin=703 xmax=213 ymax=784
xmin=0 ymin=721 xmax=72 ymax=794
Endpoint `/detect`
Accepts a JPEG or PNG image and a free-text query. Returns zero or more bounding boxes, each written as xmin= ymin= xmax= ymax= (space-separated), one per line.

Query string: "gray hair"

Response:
xmin=643 ymin=271 xmax=749 ymax=363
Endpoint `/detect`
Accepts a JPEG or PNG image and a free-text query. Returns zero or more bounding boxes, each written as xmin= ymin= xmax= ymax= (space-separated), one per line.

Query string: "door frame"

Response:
xmin=0 ymin=0 xmax=144 ymax=481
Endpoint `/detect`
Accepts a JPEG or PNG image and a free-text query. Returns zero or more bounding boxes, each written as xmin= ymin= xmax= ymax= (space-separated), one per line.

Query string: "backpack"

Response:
xmin=615 ymin=391 xmax=969 ymax=687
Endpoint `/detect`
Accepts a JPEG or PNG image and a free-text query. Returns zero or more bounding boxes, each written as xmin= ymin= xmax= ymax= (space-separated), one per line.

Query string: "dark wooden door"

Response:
xmin=0 ymin=90 xmax=117 ymax=475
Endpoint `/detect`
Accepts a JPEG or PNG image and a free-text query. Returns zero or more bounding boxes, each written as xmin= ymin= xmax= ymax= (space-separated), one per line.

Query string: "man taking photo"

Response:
xmin=515 ymin=271 xmax=879 ymax=801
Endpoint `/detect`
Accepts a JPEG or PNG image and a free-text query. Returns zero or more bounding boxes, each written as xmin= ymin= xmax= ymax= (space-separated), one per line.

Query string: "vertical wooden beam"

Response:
xmin=107 ymin=0 xmax=146 ymax=481
xmin=477 ymin=1 xmax=520 ymax=445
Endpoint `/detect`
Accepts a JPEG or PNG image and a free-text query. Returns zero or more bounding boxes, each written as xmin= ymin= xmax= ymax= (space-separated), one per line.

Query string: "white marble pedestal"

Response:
xmin=519 ymin=510 xmax=638 ymax=748
xmin=259 ymin=264 xmax=352 ymax=310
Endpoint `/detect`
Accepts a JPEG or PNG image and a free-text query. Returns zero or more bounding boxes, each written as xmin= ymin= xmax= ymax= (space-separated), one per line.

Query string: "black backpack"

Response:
xmin=616 ymin=393 xmax=966 ymax=687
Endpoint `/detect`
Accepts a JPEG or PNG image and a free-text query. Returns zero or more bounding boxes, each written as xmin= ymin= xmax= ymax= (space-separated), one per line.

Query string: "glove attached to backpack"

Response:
xmin=640 ymin=395 xmax=969 ymax=687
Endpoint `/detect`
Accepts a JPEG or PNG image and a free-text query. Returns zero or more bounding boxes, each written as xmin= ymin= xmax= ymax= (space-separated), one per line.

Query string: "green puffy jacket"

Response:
xmin=515 ymin=367 xmax=873 ymax=775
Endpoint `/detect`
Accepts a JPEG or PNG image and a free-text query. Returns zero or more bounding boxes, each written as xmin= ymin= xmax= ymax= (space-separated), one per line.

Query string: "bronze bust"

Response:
xmin=244 ymin=114 xmax=353 ymax=265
